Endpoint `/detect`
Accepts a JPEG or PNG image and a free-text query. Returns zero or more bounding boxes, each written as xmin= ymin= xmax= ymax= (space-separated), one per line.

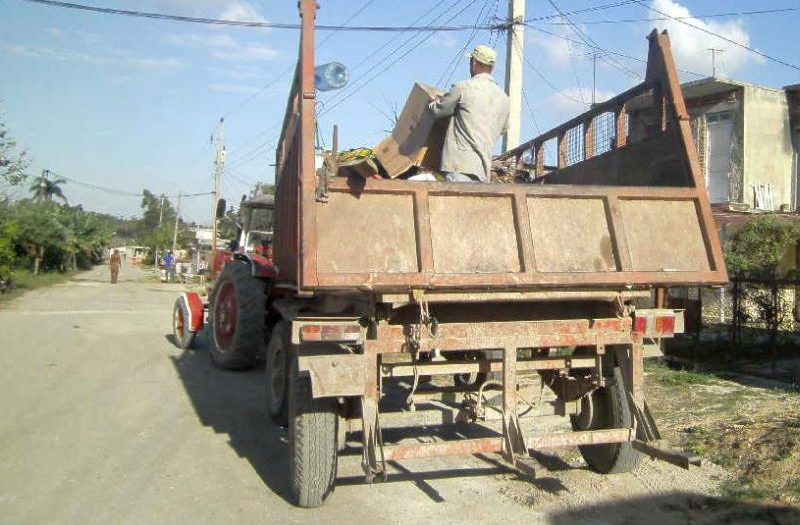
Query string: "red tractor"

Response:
xmin=172 ymin=194 xmax=276 ymax=370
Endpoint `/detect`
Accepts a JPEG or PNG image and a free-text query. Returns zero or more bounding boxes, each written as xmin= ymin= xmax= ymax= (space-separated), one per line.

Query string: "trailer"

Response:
xmin=187 ymin=0 xmax=728 ymax=508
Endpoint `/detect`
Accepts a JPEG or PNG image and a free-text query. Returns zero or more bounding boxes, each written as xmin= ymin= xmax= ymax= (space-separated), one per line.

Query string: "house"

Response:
xmin=680 ymin=77 xmax=798 ymax=212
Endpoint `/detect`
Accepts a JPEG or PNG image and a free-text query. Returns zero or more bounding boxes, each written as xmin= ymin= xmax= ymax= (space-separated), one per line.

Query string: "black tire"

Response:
xmin=265 ymin=320 xmax=290 ymax=426
xmin=446 ymin=351 xmax=488 ymax=388
xmin=570 ymin=368 xmax=642 ymax=474
xmin=208 ymin=260 xmax=267 ymax=370
xmin=288 ymin=355 xmax=338 ymax=508
xmin=172 ymin=297 xmax=196 ymax=350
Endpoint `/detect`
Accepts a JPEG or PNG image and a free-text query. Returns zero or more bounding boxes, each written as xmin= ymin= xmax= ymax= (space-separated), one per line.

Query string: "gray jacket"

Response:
xmin=429 ymin=73 xmax=510 ymax=181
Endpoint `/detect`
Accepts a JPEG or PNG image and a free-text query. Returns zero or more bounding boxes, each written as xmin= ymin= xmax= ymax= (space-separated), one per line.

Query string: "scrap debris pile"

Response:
xmin=318 ymin=82 xmax=538 ymax=185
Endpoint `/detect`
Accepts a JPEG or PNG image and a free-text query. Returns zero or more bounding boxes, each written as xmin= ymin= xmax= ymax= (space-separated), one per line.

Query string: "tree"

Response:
xmin=724 ymin=216 xmax=800 ymax=278
xmin=12 ymin=201 xmax=70 ymax=275
xmin=29 ymin=170 xmax=67 ymax=203
xmin=140 ymin=190 xmax=175 ymax=232
xmin=0 ymin=113 xmax=29 ymax=187
xmin=0 ymin=199 xmax=18 ymax=281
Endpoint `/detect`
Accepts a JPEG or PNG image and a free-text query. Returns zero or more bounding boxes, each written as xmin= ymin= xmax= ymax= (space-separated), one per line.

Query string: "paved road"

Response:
xmin=2 ymin=263 xmax=793 ymax=525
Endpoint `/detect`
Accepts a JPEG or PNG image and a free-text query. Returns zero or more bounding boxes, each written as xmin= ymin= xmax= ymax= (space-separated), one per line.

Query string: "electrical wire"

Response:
xmin=435 ymin=0 xmax=493 ymax=89
xmin=543 ymin=6 xmax=800 ymax=25
xmin=38 ymin=170 xmax=212 ymax=199
xmin=320 ymin=0 xmax=483 ymax=117
xmin=633 ymin=0 xmax=800 ymax=73
xmin=525 ymin=0 xmax=638 ymax=23
xmin=525 ymin=25 xmax=704 ymax=78
xmin=320 ymin=0 xmax=464 ymax=110
xmin=13 ymin=0 xmax=507 ymax=32
xmin=220 ymin=0 xmax=379 ymax=122
xmin=545 ymin=0 xmax=641 ymax=81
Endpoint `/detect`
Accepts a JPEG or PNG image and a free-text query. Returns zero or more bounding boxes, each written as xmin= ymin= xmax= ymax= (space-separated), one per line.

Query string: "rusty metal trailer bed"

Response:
xmin=255 ymin=0 xmax=728 ymax=508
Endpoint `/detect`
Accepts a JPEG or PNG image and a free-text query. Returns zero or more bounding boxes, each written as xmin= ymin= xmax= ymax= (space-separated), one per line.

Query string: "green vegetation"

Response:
xmin=645 ymin=360 xmax=716 ymax=386
xmin=724 ymin=215 xmax=800 ymax=278
xmin=0 ymin=268 xmax=77 ymax=304
xmin=647 ymin=363 xmax=800 ymax=505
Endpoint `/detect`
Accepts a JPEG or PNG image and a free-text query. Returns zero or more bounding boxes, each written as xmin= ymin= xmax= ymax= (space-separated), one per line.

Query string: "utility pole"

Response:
xmin=502 ymin=0 xmax=525 ymax=151
xmin=172 ymin=191 xmax=182 ymax=254
xmin=708 ymin=48 xmax=724 ymax=77
xmin=210 ymin=118 xmax=225 ymax=268
xmin=592 ymin=53 xmax=597 ymax=106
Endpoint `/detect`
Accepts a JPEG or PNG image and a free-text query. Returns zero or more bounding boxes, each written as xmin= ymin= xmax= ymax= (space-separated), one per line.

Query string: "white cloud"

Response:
xmin=1 ymin=44 xmax=184 ymax=70
xmin=46 ymin=27 xmax=64 ymax=37
xmin=129 ymin=57 xmax=185 ymax=70
xmin=166 ymin=31 xmax=280 ymax=62
xmin=647 ymin=0 xmax=762 ymax=76
xmin=527 ymin=24 xmax=576 ymax=67
xmin=208 ymin=64 xmax=264 ymax=80
xmin=220 ymin=1 xmax=266 ymax=23
xmin=208 ymin=83 xmax=260 ymax=94
xmin=430 ymin=34 xmax=460 ymax=50
xmin=1 ymin=44 xmax=115 ymax=65
xmin=547 ymin=87 xmax=615 ymax=117
xmin=211 ymin=44 xmax=279 ymax=61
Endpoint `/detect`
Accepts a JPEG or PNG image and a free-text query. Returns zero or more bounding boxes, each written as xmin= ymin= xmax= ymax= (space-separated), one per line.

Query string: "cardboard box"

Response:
xmin=374 ymin=83 xmax=450 ymax=178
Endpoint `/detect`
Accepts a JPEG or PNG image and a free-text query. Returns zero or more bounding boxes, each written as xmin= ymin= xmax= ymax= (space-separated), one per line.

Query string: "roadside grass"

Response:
xmin=0 ymin=269 xmax=78 ymax=304
xmin=646 ymin=359 xmax=800 ymax=505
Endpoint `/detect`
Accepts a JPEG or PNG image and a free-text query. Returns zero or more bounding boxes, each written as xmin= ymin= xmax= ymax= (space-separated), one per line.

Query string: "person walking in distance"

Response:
xmin=428 ymin=45 xmax=510 ymax=183
xmin=109 ymin=249 xmax=121 ymax=284
xmin=163 ymin=251 xmax=176 ymax=283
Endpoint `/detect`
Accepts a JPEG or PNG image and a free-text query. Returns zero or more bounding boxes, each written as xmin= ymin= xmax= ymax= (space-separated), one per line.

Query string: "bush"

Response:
xmin=724 ymin=216 xmax=800 ymax=278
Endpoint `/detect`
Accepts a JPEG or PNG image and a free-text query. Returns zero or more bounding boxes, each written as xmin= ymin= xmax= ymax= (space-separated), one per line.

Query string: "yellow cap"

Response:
xmin=468 ymin=45 xmax=497 ymax=66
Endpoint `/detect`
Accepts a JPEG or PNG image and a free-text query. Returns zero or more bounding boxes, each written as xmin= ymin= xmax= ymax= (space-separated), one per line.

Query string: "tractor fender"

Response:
xmin=181 ymin=291 xmax=205 ymax=332
xmin=233 ymin=253 xmax=278 ymax=279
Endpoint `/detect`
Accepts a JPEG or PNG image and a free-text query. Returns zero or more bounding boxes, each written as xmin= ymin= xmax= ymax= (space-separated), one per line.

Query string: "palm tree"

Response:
xmin=29 ymin=169 xmax=67 ymax=203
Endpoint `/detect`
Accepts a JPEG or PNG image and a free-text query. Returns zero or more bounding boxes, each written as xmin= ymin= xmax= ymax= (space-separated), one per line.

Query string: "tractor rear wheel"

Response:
xmin=208 ymin=260 xmax=267 ymax=370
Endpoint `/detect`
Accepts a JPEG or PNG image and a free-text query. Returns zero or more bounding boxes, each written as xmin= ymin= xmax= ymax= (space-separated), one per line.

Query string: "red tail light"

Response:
xmin=633 ymin=309 xmax=682 ymax=337
xmin=300 ymin=323 xmax=362 ymax=343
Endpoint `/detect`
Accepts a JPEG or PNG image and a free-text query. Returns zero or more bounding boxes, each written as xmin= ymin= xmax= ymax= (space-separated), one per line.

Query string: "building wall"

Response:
xmin=686 ymin=89 xmax=743 ymax=203
xmin=742 ymin=85 xmax=795 ymax=210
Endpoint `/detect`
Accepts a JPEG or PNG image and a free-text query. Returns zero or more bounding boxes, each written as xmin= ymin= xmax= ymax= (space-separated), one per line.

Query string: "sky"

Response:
xmin=1 ymin=0 xmax=799 ymax=224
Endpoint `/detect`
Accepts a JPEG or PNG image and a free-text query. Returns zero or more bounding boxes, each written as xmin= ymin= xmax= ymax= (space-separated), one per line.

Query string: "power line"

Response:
xmin=633 ymin=0 xmax=800 ymax=73
xmin=524 ymin=0 xmax=638 ymax=23
xmin=14 ymin=0 xmax=508 ymax=32
xmin=220 ymin=0 xmax=379 ymax=121
xmin=525 ymin=25 xmax=705 ymax=78
xmin=435 ymin=0 xmax=493 ymax=88
xmin=37 ymin=170 xmax=212 ymax=199
xmin=545 ymin=0 xmax=641 ymax=81
xmin=543 ymin=6 xmax=800 ymax=25
xmin=320 ymin=0 xmax=463 ymax=111
xmin=321 ymin=0 xmax=483 ymax=117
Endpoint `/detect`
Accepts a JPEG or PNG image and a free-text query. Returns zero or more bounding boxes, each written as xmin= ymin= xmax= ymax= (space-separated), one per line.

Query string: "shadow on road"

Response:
xmin=548 ymin=491 xmax=800 ymax=525
xmin=168 ymin=335 xmax=293 ymax=504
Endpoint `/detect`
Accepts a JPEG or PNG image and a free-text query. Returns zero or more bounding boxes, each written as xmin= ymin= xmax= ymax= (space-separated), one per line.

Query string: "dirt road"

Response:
xmin=1 ymin=263 xmax=796 ymax=524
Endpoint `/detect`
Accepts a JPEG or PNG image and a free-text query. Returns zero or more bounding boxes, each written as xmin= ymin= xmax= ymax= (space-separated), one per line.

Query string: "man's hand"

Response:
xmin=428 ymin=96 xmax=441 ymax=110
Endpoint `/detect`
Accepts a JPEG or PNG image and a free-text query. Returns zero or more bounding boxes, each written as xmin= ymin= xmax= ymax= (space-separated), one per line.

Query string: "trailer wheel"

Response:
xmin=446 ymin=351 xmax=488 ymax=388
xmin=265 ymin=320 xmax=290 ymax=426
xmin=208 ymin=260 xmax=266 ymax=370
xmin=288 ymin=355 xmax=338 ymax=508
xmin=570 ymin=369 xmax=642 ymax=474
xmin=172 ymin=297 xmax=196 ymax=349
